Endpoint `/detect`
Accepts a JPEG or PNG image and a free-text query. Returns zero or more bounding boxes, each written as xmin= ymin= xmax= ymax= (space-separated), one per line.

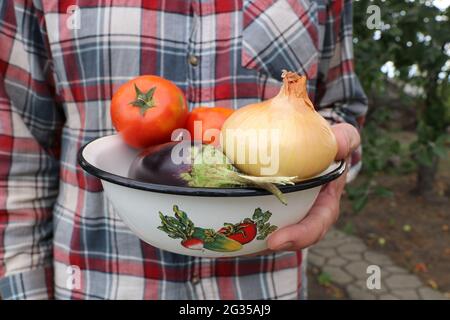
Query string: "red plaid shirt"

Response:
xmin=0 ymin=0 xmax=367 ymax=299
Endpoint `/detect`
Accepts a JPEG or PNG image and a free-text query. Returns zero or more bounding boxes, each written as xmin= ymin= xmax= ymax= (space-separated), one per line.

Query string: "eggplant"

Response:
xmin=128 ymin=142 xmax=233 ymax=187
xmin=129 ymin=142 xmax=192 ymax=186
xmin=128 ymin=142 xmax=295 ymax=204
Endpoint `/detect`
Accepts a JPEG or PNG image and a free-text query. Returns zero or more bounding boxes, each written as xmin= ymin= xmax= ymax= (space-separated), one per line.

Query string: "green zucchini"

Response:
xmin=192 ymin=227 xmax=242 ymax=252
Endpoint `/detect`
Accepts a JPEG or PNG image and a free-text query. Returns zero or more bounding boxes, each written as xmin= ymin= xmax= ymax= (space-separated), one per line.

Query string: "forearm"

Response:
xmin=0 ymin=106 xmax=60 ymax=300
xmin=316 ymin=0 xmax=368 ymax=180
xmin=0 ymin=0 xmax=64 ymax=299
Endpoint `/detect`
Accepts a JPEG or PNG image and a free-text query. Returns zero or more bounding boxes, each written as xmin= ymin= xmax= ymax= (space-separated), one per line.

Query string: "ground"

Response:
xmin=307 ymin=265 xmax=348 ymax=300
xmin=307 ymin=128 xmax=449 ymax=299
xmin=335 ymin=158 xmax=449 ymax=296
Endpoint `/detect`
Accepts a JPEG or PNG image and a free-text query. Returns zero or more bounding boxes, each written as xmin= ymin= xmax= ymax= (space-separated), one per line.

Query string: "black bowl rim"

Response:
xmin=77 ymin=135 xmax=346 ymax=197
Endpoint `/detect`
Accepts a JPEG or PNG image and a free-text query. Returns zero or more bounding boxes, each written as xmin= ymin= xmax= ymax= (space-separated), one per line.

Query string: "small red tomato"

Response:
xmin=218 ymin=221 xmax=257 ymax=245
xmin=185 ymin=107 xmax=234 ymax=146
xmin=111 ymin=75 xmax=188 ymax=149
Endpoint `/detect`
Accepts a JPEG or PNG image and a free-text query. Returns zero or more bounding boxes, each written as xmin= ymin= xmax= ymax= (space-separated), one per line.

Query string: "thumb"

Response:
xmin=332 ymin=123 xmax=361 ymax=160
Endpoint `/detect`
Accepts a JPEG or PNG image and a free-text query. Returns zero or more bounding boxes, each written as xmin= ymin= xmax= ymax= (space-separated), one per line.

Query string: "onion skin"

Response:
xmin=221 ymin=71 xmax=338 ymax=179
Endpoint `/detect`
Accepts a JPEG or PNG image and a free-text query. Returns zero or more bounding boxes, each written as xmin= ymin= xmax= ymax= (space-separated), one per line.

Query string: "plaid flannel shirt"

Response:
xmin=0 ymin=0 xmax=367 ymax=300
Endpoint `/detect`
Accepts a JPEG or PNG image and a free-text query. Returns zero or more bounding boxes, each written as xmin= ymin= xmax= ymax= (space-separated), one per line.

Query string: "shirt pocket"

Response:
xmin=241 ymin=0 xmax=320 ymax=80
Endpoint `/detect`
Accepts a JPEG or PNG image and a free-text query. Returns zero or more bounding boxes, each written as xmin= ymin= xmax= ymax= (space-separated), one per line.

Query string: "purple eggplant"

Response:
xmin=128 ymin=142 xmax=193 ymax=186
xmin=128 ymin=142 xmax=293 ymax=204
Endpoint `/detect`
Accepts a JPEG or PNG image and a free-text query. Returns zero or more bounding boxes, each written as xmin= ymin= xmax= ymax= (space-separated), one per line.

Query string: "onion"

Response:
xmin=221 ymin=71 xmax=338 ymax=179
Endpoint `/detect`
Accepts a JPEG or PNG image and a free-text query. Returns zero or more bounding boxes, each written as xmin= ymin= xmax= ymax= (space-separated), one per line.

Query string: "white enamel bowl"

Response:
xmin=78 ymin=135 xmax=345 ymax=258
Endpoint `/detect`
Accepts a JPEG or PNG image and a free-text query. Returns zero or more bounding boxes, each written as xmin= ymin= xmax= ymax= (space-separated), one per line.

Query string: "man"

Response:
xmin=0 ymin=0 xmax=366 ymax=299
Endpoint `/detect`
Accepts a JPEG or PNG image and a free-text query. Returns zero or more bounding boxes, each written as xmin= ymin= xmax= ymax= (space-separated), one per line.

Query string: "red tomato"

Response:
xmin=218 ymin=221 xmax=257 ymax=245
xmin=185 ymin=107 xmax=234 ymax=145
xmin=111 ymin=75 xmax=188 ymax=149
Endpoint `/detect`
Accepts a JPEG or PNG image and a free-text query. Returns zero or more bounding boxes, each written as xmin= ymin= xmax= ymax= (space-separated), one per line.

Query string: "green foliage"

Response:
xmin=354 ymin=0 xmax=450 ymax=89
xmin=354 ymin=0 xmax=450 ymax=148
xmin=346 ymin=180 xmax=394 ymax=213
xmin=361 ymin=124 xmax=401 ymax=174
xmin=342 ymin=221 xmax=355 ymax=235
xmin=388 ymin=217 xmax=396 ymax=227
xmin=317 ymin=272 xmax=333 ymax=287
xmin=346 ymin=182 xmax=369 ymax=212
xmin=347 ymin=0 xmax=450 ymax=211
xmin=346 ymin=106 xmax=406 ymax=213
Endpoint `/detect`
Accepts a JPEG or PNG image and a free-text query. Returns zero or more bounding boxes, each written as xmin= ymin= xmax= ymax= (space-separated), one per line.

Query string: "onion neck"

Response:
xmin=277 ymin=70 xmax=315 ymax=111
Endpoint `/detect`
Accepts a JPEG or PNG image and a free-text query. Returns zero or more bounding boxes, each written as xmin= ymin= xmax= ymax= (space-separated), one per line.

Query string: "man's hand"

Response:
xmin=266 ymin=123 xmax=361 ymax=251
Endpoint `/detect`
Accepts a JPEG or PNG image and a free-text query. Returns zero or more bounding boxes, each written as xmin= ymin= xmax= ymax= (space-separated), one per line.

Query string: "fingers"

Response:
xmin=332 ymin=123 xmax=361 ymax=160
xmin=334 ymin=163 xmax=349 ymax=196
xmin=267 ymin=171 xmax=347 ymax=251
xmin=263 ymin=124 xmax=357 ymax=252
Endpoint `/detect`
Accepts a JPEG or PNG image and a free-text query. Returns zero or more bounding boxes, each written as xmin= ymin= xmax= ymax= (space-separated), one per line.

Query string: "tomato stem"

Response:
xmin=129 ymin=84 xmax=157 ymax=115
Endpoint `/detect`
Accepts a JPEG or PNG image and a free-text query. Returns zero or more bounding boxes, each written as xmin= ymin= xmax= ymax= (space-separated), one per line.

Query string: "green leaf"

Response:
xmin=318 ymin=272 xmax=332 ymax=286
xmin=432 ymin=139 xmax=448 ymax=158
xmin=388 ymin=218 xmax=396 ymax=226
xmin=133 ymin=83 xmax=143 ymax=96
xmin=342 ymin=222 xmax=354 ymax=235
xmin=373 ymin=186 xmax=394 ymax=198
xmin=346 ymin=184 xmax=367 ymax=200
xmin=129 ymin=84 xmax=157 ymax=115
xmin=144 ymin=86 xmax=156 ymax=101
xmin=352 ymin=194 xmax=368 ymax=213
xmin=416 ymin=146 xmax=434 ymax=167
xmin=435 ymin=135 xmax=450 ymax=146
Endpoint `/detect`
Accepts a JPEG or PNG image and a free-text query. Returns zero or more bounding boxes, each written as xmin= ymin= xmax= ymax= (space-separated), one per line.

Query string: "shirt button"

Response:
xmin=191 ymin=273 xmax=200 ymax=285
xmin=188 ymin=55 xmax=199 ymax=66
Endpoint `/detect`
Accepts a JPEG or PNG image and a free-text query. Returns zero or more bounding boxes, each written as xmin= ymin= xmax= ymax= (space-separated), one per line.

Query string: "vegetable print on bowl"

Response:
xmin=158 ymin=206 xmax=277 ymax=252
xmin=78 ymin=134 xmax=346 ymax=258
xmin=78 ymin=71 xmax=346 ymax=258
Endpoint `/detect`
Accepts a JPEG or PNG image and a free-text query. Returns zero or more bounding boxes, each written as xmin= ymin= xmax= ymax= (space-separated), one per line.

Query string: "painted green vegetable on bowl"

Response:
xmin=158 ymin=205 xmax=278 ymax=252
xmin=158 ymin=205 xmax=242 ymax=252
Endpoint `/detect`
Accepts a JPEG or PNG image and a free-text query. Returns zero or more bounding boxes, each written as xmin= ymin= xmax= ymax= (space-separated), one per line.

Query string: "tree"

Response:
xmin=353 ymin=0 xmax=450 ymax=198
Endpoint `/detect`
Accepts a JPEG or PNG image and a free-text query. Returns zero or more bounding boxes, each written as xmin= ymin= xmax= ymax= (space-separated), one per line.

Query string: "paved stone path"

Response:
xmin=308 ymin=228 xmax=447 ymax=300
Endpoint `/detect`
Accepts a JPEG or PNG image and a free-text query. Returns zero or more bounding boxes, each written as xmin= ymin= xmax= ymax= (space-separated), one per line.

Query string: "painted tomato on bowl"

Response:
xmin=218 ymin=219 xmax=257 ymax=245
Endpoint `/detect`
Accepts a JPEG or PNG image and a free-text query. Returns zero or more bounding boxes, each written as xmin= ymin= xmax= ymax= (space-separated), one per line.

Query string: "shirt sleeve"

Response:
xmin=315 ymin=0 xmax=368 ymax=181
xmin=0 ymin=0 xmax=65 ymax=299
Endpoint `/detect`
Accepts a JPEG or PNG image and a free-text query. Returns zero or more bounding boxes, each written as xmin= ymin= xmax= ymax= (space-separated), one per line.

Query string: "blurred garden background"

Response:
xmin=308 ymin=0 xmax=449 ymax=299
